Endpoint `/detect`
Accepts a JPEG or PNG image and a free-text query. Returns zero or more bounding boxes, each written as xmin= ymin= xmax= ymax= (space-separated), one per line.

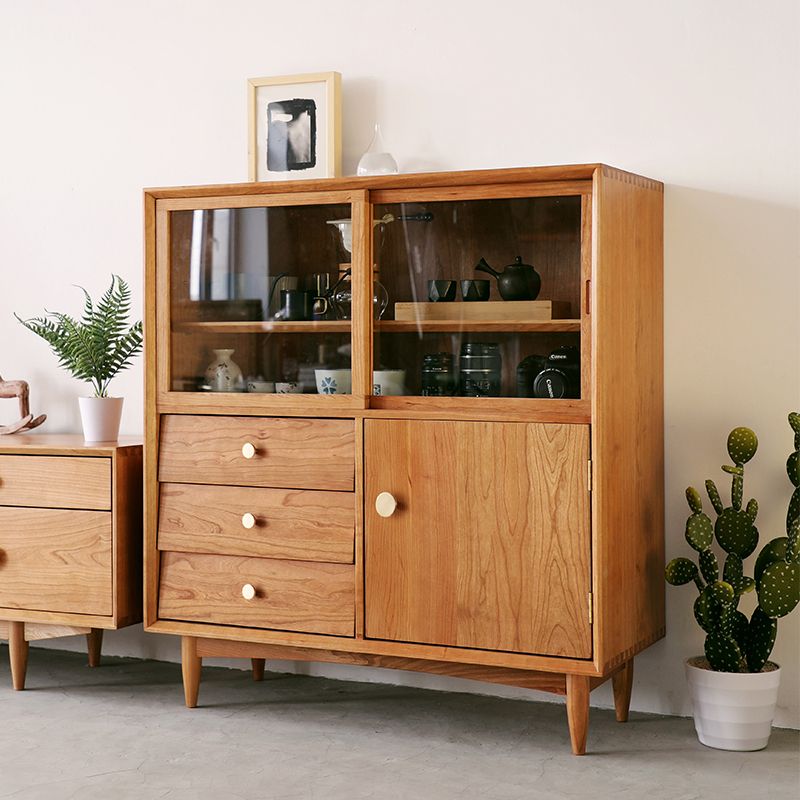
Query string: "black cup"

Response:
xmin=278 ymin=289 xmax=314 ymax=321
xmin=428 ymin=280 xmax=457 ymax=302
xmin=461 ymin=279 xmax=490 ymax=301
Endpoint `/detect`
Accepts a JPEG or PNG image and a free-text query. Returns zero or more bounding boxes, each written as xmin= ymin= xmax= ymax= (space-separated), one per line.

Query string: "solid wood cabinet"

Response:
xmin=144 ymin=164 xmax=664 ymax=754
xmin=0 ymin=436 xmax=143 ymax=690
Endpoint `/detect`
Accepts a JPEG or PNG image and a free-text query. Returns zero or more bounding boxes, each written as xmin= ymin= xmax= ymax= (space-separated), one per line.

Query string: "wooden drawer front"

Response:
xmin=159 ymin=551 xmax=354 ymax=636
xmin=159 ymin=415 xmax=354 ymax=491
xmin=158 ymin=483 xmax=354 ymax=563
xmin=0 ymin=455 xmax=110 ymax=510
xmin=0 ymin=508 xmax=112 ymax=615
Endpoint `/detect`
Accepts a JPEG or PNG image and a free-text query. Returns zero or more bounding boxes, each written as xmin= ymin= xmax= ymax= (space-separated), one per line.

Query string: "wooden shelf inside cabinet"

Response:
xmin=376 ymin=319 xmax=581 ymax=333
xmin=172 ymin=319 xmax=581 ymax=335
xmin=172 ymin=321 xmax=351 ymax=334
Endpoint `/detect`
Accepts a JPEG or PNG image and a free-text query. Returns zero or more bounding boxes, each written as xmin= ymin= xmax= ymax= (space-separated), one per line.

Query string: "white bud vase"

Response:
xmin=357 ymin=123 xmax=398 ymax=176
xmin=78 ymin=396 xmax=124 ymax=443
xmin=205 ymin=349 xmax=244 ymax=392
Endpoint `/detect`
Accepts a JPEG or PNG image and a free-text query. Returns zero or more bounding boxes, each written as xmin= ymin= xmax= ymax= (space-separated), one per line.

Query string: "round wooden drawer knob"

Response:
xmin=375 ymin=491 xmax=398 ymax=518
xmin=241 ymin=512 xmax=256 ymax=529
xmin=241 ymin=583 xmax=256 ymax=601
xmin=241 ymin=442 xmax=257 ymax=459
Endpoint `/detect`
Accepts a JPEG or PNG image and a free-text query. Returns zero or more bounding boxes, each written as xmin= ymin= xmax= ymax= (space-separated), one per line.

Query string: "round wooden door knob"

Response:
xmin=375 ymin=491 xmax=398 ymax=518
xmin=241 ymin=583 xmax=256 ymax=601
xmin=241 ymin=512 xmax=256 ymax=529
xmin=241 ymin=442 xmax=257 ymax=459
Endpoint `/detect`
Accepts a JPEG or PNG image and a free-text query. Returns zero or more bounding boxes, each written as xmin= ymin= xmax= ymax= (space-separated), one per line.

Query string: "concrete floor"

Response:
xmin=0 ymin=647 xmax=797 ymax=800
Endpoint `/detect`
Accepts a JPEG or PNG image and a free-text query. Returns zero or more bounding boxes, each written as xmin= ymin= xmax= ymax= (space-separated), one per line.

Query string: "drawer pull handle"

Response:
xmin=241 ymin=442 xmax=257 ymax=459
xmin=241 ymin=583 xmax=256 ymax=601
xmin=241 ymin=512 xmax=256 ymax=529
xmin=375 ymin=491 xmax=398 ymax=518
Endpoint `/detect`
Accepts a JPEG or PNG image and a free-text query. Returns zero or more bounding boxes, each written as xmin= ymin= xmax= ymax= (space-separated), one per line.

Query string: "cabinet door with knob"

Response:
xmin=364 ymin=419 xmax=592 ymax=658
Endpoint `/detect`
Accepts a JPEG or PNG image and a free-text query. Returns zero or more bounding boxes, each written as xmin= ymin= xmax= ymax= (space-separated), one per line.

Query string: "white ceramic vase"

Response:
xmin=78 ymin=396 xmax=124 ymax=443
xmin=204 ymin=349 xmax=244 ymax=392
xmin=685 ymin=658 xmax=781 ymax=751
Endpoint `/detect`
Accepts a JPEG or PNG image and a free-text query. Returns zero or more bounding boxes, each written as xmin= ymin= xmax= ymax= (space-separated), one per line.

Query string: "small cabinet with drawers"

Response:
xmin=144 ymin=165 xmax=664 ymax=754
xmin=0 ymin=436 xmax=143 ymax=690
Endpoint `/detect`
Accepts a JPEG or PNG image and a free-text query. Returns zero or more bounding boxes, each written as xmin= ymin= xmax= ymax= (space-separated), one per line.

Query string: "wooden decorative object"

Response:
xmin=0 ymin=435 xmax=143 ymax=689
xmin=143 ymin=164 xmax=664 ymax=755
xmin=0 ymin=375 xmax=46 ymax=434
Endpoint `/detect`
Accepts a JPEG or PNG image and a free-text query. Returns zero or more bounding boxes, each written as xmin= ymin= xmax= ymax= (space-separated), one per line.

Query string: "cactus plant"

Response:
xmin=665 ymin=417 xmax=800 ymax=672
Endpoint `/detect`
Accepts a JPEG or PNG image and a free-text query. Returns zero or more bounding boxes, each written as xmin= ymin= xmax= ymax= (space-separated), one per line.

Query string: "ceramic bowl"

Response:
xmin=461 ymin=279 xmax=491 ymax=301
xmin=275 ymin=382 xmax=304 ymax=394
xmin=315 ymin=369 xmax=352 ymax=395
xmin=373 ymin=370 xmax=406 ymax=396
xmin=246 ymin=380 xmax=275 ymax=393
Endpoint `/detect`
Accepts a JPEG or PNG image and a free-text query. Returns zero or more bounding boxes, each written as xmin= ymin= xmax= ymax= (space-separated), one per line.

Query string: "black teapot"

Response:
xmin=474 ymin=255 xmax=541 ymax=301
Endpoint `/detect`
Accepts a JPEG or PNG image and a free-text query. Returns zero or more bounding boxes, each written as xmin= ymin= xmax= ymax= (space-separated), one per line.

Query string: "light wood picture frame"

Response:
xmin=247 ymin=72 xmax=342 ymax=182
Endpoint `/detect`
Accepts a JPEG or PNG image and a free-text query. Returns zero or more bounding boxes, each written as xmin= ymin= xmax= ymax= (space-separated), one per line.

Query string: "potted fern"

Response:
xmin=16 ymin=275 xmax=142 ymax=442
xmin=665 ymin=414 xmax=800 ymax=750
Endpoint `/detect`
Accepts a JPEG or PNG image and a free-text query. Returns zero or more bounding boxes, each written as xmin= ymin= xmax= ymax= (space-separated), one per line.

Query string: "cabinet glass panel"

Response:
xmin=169 ymin=202 xmax=355 ymax=395
xmin=372 ymin=196 xmax=583 ymax=400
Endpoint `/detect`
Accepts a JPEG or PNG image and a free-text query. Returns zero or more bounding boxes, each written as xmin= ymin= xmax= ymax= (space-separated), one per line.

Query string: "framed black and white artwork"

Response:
xmin=248 ymin=72 xmax=341 ymax=181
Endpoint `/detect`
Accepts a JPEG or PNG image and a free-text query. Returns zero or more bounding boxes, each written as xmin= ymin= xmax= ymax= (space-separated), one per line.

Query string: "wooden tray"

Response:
xmin=393 ymin=300 xmax=571 ymax=322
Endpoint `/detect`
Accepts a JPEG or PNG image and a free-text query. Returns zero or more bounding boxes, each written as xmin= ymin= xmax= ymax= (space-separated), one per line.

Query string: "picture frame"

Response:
xmin=247 ymin=72 xmax=342 ymax=182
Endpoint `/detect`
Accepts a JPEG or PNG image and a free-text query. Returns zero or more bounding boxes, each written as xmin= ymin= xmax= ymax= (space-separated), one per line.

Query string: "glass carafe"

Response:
xmin=329 ymin=268 xmax=389 ymax=320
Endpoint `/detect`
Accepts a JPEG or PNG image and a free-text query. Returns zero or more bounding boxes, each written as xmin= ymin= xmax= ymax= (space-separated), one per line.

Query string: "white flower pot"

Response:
xmin=78 ymin=396 xmax=124 ymax=443
xmin=685 ymin=658 xmax=781 ymax=751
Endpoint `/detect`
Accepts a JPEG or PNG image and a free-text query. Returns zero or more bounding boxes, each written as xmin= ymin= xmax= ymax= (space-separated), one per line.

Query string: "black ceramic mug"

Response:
xmin=278 ymin=289 xmax=315 ymax=321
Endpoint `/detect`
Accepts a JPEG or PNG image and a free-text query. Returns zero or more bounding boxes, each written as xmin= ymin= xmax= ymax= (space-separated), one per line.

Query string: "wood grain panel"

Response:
xmin=0 ymin=436 xmax=141 ymax=457
xmin=0 ymin=508 xmax=112 ymax=615
xmin=592 ymin=166 xmax=665 ymax=672
xmin=0 ymin=622 xmax=90 ymax=642
xmin=159 ymin=415 xmax=355 ymax=491
xmin=364 ymin=420 xmax=591 ymax=657
xmin=195 ymin=638 xmax=568 ymax=694
xmin=0 ymin=455 xmax=110 ymax=510
xmin=147 ymin=617 xmax=606 ymax=675
xmin=144 ymin=165 xmax=611 ymax=200
xmin=159 ymin=551 xmax=354 ymax=636
xmin=158 ymin=483 xmax=354 ymax=563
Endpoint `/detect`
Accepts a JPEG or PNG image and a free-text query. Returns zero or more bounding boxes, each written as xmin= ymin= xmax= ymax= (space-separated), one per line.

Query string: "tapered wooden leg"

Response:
xmin=86 ymin=629 xmax=104 ymax=667
xmin=251 ymin=658 xmax=265 ymax=682
xmin=566 ymin=674 xmax=590 ymax=755
xmin=9 ymin=622 xmax=29 ymax=691
xmin=181 ymin=636 xmax=202 ymax=708
xmin=612 ymin=658 xmax=634 ymax=722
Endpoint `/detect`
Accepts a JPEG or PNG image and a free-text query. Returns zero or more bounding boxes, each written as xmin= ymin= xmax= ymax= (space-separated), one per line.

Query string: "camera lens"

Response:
xmin=533 ymin=368 xmax=569 ymax=399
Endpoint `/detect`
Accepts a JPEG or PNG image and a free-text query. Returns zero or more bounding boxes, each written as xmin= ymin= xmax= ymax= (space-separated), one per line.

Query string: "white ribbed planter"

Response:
xmin=78 ymin=396 xmax=123 ymax=442
xmin=685 ymin=658 xmax=781 ymax=751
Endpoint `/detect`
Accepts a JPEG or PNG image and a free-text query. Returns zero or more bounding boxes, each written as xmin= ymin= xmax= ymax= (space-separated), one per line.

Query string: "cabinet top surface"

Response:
xmin=145 ymin=163 xmax=663 ymax=198
xmin=0 ymin=434 xmax=142 ymax=456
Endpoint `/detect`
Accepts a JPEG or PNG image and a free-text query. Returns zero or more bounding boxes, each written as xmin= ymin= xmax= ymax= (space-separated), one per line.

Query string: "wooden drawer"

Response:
xmin=0 ymin=508 xmax=112 ymax=615
xmin=158 ymin=483 xmax=354 ymax=563
xmin=159 ymin=415 xmax=354 ymax=491
xmin=158 ymin=551 xmax=354 ymax=636
xmin=0 ymin=455 xmax=110 ymax=510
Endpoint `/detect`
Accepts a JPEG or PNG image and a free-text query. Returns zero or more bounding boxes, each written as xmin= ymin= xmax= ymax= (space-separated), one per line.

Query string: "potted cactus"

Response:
xmin=665 ymin=414 xmax=800 ymax=751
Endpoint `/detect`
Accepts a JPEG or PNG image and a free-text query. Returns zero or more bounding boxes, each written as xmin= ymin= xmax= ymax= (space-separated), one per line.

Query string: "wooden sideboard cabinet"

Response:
xmin=144 ymin=164 xmax=664 ymax=754
xmin=0 ymin=435 xmax=143 ymax=689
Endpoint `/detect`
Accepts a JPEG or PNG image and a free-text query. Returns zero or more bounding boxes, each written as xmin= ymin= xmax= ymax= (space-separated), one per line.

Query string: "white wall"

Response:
xmin=1 ymin=0 xmax=798 ymax=728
